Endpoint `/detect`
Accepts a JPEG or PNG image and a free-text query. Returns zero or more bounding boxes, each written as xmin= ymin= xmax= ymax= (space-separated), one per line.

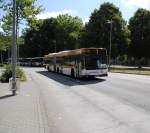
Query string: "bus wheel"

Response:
xmin=47 ymin=66 xmax=50 ymax=72
xmin=57 ymin=67 xmax=59 ymax=73
xmin=89 ymin=76 xmax=95 ymax=79
xmin=71 ymin=69 xmax=75 ymax=78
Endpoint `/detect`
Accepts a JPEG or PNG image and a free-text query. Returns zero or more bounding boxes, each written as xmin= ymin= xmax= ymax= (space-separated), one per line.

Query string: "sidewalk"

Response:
xmin=111 ymin=65 xmax=150 ymax=70
xmin=0 ymin=74 xmax=50 ymax=133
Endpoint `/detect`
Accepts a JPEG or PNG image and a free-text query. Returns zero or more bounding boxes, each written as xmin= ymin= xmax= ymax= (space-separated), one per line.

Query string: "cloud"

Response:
xmin=121 ymin=0 xmax=150 ymax=9
xmin=36 ymin=9 xmax=76 ymax=19
xmin=83 ymin=17 xmax=89 ymax=24
xmin=0 ymin=22 xmax=3 ymax=32
xmin=36 ymin=9 xmax=89 ymax=24
xmin=0 ymin=28 xmax=3 ymax=32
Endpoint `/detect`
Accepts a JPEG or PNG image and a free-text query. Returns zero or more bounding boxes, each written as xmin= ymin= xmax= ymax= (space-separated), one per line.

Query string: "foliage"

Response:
xmin=1 ymin=0 xmax=43 ymax=35
xmin=1 ymin=13 xmax=13 ymax=35
xmin=22 ymin=14 xmax=84 ymax=57
xmin=129 ymin=8 xmax=150 ymax=59
xmin=0 ymin=33 xmax=11 ymax=64
xmin=81 ymin=2 xmax=130 ymax=58
xmin=3 ymin=1 xmax=149 ymax=66
xmin=55 ymin=15 xmax=83 ymax=50
xmin=0 ymin=0 xmax=43 ymax=61
xmin=0 ymin=32 xmax=11 ymax=51
xmin=0 ymin=64 xmax=27 ymax=82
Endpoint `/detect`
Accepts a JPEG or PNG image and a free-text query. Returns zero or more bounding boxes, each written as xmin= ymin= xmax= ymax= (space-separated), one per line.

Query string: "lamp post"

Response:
xmin=11 ymin=0 xmax=17 ymax=95
xmin=53 ymin=40 xmax=57 ymax=71
xmin=38 ymin=44 xmax=41 ymax=57
xmin=53 ymin=40 xmax=57 ymax=53
xmin=107 ymin=20 xmax=113 ymax=71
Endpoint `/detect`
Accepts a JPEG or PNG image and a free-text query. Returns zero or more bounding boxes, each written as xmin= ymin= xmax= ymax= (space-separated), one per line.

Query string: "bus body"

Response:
xmin=19 ymin=57 xmax=44 ymax=67
xmin=44 ymin=48 xmax=108 ymax=78
xmin=30 ymin=57 xmax=43 ymax=67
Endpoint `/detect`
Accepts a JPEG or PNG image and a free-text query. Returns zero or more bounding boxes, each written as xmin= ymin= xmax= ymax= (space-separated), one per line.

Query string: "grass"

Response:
xmin=110 ymin=67 xmax=150 ymax=76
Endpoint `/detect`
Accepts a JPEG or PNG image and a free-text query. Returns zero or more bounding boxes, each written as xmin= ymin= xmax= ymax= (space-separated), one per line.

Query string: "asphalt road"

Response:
xmin=24 ymin=67 xmax=150 ymax=133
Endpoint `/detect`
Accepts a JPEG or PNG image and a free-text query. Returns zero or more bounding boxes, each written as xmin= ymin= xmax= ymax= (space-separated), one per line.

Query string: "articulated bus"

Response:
xmin=44 ymin=48 xmax=108 ymax=78
xmin=19 ymin=57 xmax=44 ymax=67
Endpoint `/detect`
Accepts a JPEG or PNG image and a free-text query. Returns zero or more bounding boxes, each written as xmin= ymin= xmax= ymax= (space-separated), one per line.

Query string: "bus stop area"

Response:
xmin=0 ymin=70 xmax=49 ymax=133
xmin=1 ymin=67 xmax=150 ymax=133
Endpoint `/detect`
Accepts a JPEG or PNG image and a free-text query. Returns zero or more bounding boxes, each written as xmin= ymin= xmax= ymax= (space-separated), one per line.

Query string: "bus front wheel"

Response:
xmin=71 ymin=69 xmax=75 ymax=78
xmin=47 ymin=66 xmax=50 ymax=71
xmin=57 ymin=67 xmax=59 ymax=73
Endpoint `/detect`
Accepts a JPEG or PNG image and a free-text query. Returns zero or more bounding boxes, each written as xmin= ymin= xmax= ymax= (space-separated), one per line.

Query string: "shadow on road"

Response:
xmin=37 ymin=71 xmax=106 ymax=86
xmin=0 ymin=94 xmax=14 ymax=100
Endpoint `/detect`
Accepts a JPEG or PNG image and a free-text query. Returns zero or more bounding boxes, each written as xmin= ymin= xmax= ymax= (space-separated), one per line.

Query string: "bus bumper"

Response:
xmin=81 ymin=69 xmax=108 ymax=76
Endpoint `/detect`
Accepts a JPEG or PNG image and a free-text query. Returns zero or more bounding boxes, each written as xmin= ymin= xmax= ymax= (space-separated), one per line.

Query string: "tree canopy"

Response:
xmin=1 ymin=0 xmax=43 ymax=35
xmin=0 ymin=32 xmax=11 ymax=63
xmin=129 ymin=8 xmax=150 ymax=59
xmin=22 ymin=14 xmax=84 ymax=57
xmin=0 ymin=1 xmax=150 ymax=66
xmin=82 ymin=2 xmax=129 ymax=58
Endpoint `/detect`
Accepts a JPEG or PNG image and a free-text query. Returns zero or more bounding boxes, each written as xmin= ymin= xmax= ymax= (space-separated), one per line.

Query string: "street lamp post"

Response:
xmin=54 ymin=41 xmax=56 ymax=53
xmin=11 ymin=0 xmax=17 ymax=95
xmin=53 ymin=40 xmax=57 ymax=72
xmin=107 ymin=20 xmax=113 ymax=71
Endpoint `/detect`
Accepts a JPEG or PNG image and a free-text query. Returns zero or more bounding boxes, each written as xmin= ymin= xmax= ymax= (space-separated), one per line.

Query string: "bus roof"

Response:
xmin=45 ymin=48 xmax=106 ymax=58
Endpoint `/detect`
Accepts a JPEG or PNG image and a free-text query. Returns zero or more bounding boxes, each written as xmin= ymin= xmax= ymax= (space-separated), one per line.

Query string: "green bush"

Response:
xmin=0 ymin=65 xmax=27 ymax=82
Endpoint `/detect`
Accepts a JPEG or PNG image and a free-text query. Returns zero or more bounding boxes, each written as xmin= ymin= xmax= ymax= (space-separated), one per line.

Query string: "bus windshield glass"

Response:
xmin=84 ymin=52 xmax=107 ymax=70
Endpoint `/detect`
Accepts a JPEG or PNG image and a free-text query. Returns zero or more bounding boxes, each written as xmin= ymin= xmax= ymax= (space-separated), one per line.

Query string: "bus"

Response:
xmin=19 ymin=58 xmax=31 ymax=66
xmin=30 ymin=57 xmax=44 ymax=67
xmin=44 ymin=48 xmax=108 ymax=78
xmin=19 ymin=57 xmax=44 ymax=67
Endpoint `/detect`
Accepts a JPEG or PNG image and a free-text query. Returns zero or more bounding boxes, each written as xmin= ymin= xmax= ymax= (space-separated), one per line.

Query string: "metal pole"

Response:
xmin=12 ymin=0 xmax=17 ymax=95
xmin=53 ymin=40 xmax=56 ymax=72
xmin=108 ymin=20 xmax=112 ymax=70
xmin=17 ymin=26 xmax=19 ymax=65
xmin=54 ymin=40 xmax=56 ymax=53
xmin=16 ymin=4 xmax=19 ymax=65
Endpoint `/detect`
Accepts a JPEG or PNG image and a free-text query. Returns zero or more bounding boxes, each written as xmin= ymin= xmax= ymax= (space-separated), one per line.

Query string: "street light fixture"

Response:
xmin=107 ymin=19 xmax=113 ymax=71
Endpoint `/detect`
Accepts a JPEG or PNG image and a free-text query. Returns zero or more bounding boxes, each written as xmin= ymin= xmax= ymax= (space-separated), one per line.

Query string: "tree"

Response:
xmin=0 ymin=32 xmax=11 ymax=64
xmin=82 ymin=2 xmax=129 ymax=58
xmin=22 ymin=20 xmax=44 ymax=57
xmin=1 ymin=0 xmax=43 ymax=33
xmin=22 ymin=18 xmax=56 ymax=57
xmin=1 ymin=0 xmax=43 ymax=47
xmin=0 ymin=0 xmax=43 ymax=60
xmin=129 ymin=8 xmax=150 ymax=59
xmin=23 ymin=14 xmax=84 ymax=57
xmin=1 ymin=13 xmax=13 ymax=35
xmin=55 ymin=14 xmax=83 ymax=51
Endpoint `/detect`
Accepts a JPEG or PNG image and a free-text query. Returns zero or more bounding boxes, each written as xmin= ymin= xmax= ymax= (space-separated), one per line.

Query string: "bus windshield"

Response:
xmin=84 ymin=53 xmax=107 ymax=70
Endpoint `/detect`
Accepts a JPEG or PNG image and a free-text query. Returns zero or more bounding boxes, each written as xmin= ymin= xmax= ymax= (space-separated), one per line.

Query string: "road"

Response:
xmin=24 ymin=67 xmax=150 ymax=133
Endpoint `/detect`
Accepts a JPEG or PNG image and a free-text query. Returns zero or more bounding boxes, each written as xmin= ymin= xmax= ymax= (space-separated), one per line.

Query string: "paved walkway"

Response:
xmin=1 ymin=67 xmax=150 ymax=133
xmin=0 ymin=73 xmax=50 ymax=133
xmin=111 ymin=65 xmax=150 ymax=69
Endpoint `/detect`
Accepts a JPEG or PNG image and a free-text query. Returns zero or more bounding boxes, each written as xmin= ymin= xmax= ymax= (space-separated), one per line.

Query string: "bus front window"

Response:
xmin=84 ymin=54 xmax=107 ymax=70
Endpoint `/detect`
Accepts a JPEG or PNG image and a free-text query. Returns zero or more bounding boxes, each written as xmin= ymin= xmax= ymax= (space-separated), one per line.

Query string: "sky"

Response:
xmin=0 ymin=0 xmax=150 ymax=32
xmin=35 ymin=0 xmax=150 ymax=23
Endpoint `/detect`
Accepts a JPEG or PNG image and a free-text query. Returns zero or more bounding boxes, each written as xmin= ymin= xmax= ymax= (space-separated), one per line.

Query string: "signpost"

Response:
xmin=11 ymin=0 xmax=17 ymax=95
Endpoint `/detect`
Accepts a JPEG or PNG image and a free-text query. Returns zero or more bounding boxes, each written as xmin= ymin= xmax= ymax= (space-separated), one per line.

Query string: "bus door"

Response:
xmin=76 ymin=58 xmax=81 ymax=77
